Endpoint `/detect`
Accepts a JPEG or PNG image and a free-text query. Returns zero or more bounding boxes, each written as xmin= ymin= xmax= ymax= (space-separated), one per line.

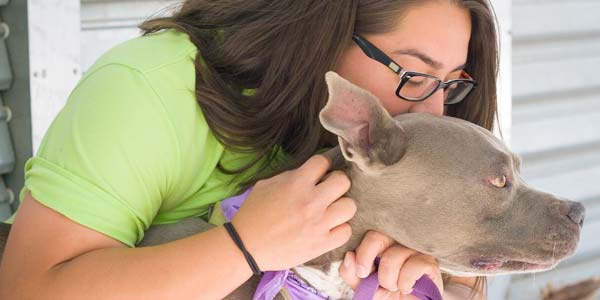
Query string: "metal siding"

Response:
xmin=486 ymin=0 xmax=514 ymax=297
xmin=28 ymin=0 xmax=81 ymax=154
xmin=508 ymin=0 xmax=600 ymax=299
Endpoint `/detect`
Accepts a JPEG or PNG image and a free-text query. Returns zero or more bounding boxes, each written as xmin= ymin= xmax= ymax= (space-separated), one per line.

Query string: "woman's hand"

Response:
xmin=231 ymin=154 xmax=357 ymax=271
xmin=339 ymin=230 xmax=444 ymax=300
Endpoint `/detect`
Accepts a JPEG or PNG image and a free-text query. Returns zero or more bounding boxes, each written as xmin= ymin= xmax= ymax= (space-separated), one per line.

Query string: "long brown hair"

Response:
xmin=141 ymin=0 xmax=497 ymax=295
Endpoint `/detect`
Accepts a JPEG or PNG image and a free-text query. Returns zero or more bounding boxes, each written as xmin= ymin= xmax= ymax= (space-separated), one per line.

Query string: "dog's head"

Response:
xmin=320 ymin=72 xmax=584 ymax=276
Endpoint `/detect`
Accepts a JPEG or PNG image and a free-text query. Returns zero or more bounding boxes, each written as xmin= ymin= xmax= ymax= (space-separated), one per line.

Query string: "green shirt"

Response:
xmin=6 ymin=29 xmax=289 ymax=247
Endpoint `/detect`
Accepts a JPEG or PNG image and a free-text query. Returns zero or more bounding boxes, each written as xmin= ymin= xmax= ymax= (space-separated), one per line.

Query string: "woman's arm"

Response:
xmin=0 ymin=192 xmax=253 ymax=300
xmin=0 ymin=154 xmax=355 ymax=300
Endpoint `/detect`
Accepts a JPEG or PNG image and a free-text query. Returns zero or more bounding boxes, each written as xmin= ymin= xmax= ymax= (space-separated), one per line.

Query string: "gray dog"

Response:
xmin=0 ymin=72 xmax=584 ymax=299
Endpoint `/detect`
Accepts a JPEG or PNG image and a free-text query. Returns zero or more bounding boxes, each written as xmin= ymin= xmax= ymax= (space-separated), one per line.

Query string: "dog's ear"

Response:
xmin=320 ymin=71 xmax=407 ymax=173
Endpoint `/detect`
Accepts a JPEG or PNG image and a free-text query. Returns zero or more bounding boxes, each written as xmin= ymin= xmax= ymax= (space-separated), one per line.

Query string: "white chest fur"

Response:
xmin=291 ymin=261 xmax=355 ymax=300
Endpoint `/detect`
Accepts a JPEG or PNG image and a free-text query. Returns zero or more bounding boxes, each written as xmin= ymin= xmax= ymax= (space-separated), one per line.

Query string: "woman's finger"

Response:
xmin=377 ymin=245 xmax=415 ymax=292
xmin=396 ymin=254 xmax=443 ymax=295
xmin=354 ymin=231 xmax=397 ymax=278
xmin=314 ymin=170 xmax=351 ymax=207
xmin=322 ymin=197 xmax=356 ymax=230
xmin=339 ymin=250 xmax=423 ymax=300
xmin=339 ymin=251 xmax=360 ymax=290
xmin=373 ymin=286 xmax=423 ymax=300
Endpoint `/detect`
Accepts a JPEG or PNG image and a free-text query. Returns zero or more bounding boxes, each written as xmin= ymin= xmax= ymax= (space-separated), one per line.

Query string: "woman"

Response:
xmin=0 ymin=1 xmax=497 ymax=299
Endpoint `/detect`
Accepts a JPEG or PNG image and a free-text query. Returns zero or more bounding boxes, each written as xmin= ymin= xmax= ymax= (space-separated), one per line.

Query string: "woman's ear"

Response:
xmin=319 ymin=72 xmax=407 ymax=173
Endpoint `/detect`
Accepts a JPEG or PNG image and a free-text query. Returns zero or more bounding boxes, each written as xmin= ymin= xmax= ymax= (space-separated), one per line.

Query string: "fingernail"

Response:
xmin=401 ymin=288 xmax=413 ymax=295
xmin=356 ymin=265 xmax=368 ymax=278
xmin=343 ymin=252 xmax=352 ymax=268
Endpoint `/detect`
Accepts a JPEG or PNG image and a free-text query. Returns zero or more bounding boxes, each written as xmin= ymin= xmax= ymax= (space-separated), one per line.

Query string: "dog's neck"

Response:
xmin=302 ymin=186 xmax=395 ymax=268
xmin=303 ymin=146 xmax=406 ymax=271
xmin=292 ymin=171 xmax=390 ymax=300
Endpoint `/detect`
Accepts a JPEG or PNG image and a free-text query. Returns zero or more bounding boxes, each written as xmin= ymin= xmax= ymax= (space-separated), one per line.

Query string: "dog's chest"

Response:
xmin=291 ymin=261 xmax=354 ymax=300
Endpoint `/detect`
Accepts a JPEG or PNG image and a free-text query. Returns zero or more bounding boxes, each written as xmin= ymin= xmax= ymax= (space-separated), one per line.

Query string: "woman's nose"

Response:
xmin=407 ymin=89 xmax=445 ymax=116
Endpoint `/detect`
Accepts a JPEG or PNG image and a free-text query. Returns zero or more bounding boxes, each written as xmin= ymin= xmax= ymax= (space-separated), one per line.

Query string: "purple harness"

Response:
xmin=221 ymin=188 xmax=441 ymax=300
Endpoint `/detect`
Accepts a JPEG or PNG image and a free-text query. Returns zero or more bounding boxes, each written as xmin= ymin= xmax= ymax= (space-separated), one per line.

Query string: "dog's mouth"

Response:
xmin=467 ymin=236 xmax=580 ymax=273
xmin=471 ymin=257 xmax=556 ymax=271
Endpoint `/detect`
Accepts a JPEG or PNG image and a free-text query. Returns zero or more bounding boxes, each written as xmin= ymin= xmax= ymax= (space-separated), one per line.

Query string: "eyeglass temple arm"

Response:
xmin=352 ymin=34 xmax=403 ymax=74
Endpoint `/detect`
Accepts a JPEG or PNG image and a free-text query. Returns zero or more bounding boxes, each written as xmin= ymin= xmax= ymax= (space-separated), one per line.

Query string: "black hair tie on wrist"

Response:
xmin=223 ymin=221 xmax=263 ymax=276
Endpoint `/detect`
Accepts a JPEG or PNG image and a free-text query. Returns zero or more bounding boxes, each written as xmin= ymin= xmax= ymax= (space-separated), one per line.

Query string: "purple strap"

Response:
xmin=411 ymin=276 xmax=442 ymax=300
xmin=352 ymin=272 xmax=379 ymax=300
xmin=220 ymin=188 xmax=441 ymax=300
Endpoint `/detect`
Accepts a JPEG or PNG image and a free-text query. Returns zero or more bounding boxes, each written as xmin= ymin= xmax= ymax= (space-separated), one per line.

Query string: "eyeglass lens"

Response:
xmin=399 ymin=75 xmax=473 ymax=104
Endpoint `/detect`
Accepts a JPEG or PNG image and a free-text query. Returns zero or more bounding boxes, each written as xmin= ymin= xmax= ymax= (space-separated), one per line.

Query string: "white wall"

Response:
xmin=491 ymin=0 xmax=513 ymax=144
xmin=487 ymin=0 xmax=513 ymax=297
xmin=80 ymin=0 xmax=179 ymax=72
xmin=506 ymin=0 xmax=600 ymax=299
xmin=28 ymin=0 xmax=81 ymax=153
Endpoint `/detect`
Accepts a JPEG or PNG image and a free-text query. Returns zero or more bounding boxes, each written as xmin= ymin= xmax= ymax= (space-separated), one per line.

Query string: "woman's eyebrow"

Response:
xmin=392 ymin=49 xmax=466 ymax=72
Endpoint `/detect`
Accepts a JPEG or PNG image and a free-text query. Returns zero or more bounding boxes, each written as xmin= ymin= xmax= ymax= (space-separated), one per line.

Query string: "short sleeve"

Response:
xmin=14 ymin=64 xmax=182 ymax=247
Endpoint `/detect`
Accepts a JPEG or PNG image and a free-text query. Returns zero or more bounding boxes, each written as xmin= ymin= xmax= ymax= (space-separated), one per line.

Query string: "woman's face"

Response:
xmin=334 ymin=2 xmax=472 ymax=117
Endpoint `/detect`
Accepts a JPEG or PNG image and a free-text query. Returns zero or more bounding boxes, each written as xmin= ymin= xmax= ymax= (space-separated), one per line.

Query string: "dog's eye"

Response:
xmin=491 ymin=175 xmax=507 ymax=188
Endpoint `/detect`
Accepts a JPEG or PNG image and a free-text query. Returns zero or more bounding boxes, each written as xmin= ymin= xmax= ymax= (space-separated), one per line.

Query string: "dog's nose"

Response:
xmin=567 ymin=202 xmax=586 ymax=227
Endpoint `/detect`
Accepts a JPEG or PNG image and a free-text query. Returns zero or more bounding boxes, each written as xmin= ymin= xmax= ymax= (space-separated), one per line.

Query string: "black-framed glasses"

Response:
xmin=352 ymin=33 xmax=477 ymax=105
